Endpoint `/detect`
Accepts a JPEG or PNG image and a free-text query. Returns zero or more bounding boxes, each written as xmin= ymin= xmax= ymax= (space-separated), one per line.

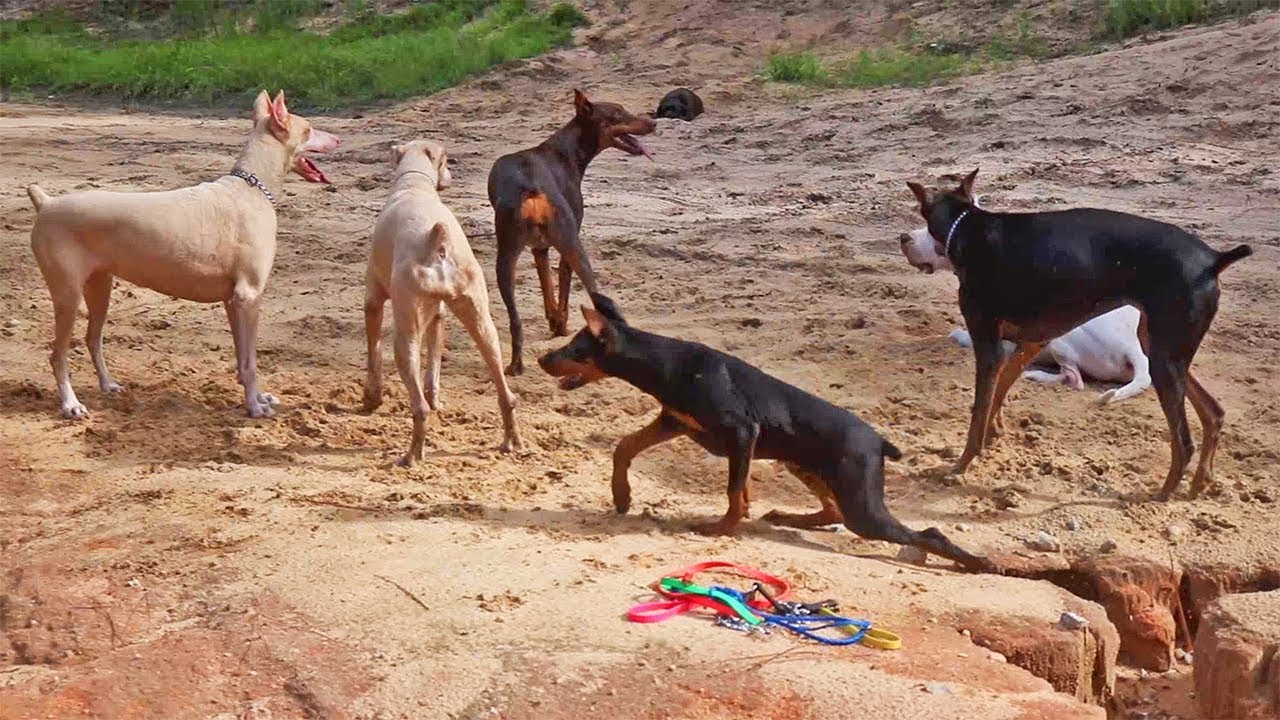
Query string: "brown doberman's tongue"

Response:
xmin=618 ymin=134 xmax=654 ymax=161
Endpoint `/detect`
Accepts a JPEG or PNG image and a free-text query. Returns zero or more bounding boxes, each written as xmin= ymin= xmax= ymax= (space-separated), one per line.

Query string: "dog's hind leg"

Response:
xmin=831 ymin=448 xmax=989 ymax=572
xmin=362 ymin=281 xmax=388 ymax=412
xmin=423 ymin=301 xmax=446 ymax=412
xmin=83 ymin=271 xmax=122 ymax=394
xmin=447 ymin=290 xmax=522 ymax=453
xmin=50 ymin=286 xmax=87 ymax=419
xmin=985 ymin=341 xmax=1045 ymax=440
xmin=495 ymin=221 xmax=525 ymax=376
xmin=1185 ymin=372 xmax=1224 ymax=498
xmin=953 ymin=327 xmax=1003 ymax=474
xmin=761 ymin=464 xmax=844 ymax=528
xmin=1150 ymin=351 xmax=1194 ymax=501
xmin=532 ymin=249 xmax=561 ymax=336
xmin=392 ymin=300 xmax=429 ymax=465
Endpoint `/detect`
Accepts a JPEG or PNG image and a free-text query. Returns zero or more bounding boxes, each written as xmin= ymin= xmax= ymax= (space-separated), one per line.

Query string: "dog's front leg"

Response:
xmin=225 ymin=285 xmax=277 ymax=418
xmin=954 ymin=331 xmax=1003 ymax=475
xmin=611 ymin=413 xmax=683 ymax=514
xmin=694 ymin=422 xmax=759 ymax=536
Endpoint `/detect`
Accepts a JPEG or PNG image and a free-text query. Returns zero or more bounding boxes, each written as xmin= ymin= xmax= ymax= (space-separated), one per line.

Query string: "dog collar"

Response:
xmin=394 ymin=170 xmax=438 ymax=183
xmin=230 ymin=169 xmax=275 ymax=206
xmin=944 ymin=209 xmax=971 ymax=257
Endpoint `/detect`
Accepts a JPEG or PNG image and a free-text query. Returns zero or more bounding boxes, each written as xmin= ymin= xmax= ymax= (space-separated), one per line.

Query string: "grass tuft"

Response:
xmin=761 ymin=51 xmax=829 ymax=84
xmin=763 ymin=47 xmax=974 ymax=89
xmin=0 ymin=0 xmax=588 ymax=109
xmin=1102 ymin=0 xmax=1208 ymax=37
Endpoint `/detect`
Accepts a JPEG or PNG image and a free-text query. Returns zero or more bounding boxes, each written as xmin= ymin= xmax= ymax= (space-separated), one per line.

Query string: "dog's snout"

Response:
xmin=899 ymin=233 xmax=912 ymax=247
xmin=643 ymin=117 xmax=657 ymax=132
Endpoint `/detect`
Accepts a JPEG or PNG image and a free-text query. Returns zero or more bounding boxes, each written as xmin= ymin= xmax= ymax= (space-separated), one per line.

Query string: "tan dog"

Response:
xmin=26 ymin=90 xmax=338 ymax=419
xmin=362 ymin=139 xmax=522 ymax=464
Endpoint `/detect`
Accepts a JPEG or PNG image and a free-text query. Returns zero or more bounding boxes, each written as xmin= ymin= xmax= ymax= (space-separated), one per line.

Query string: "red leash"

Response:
xmin=627 ymin=561 xmax=791 ymax=624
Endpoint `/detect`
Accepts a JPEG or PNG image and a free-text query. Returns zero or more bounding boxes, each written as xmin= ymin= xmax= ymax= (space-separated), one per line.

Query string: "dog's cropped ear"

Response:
xmin=958 ymin=167 xmax=979 ymax=199
xmin=573 ymin=89 xmax=594 ymax=118
xmin=268 ymin=90 xmax=291 ymax=135
xmin=589 ymin=292 xmax=626 ymax=325
xmin=434 ymin=148 xmax=452 ymax=190
xmin=906 ymin=181 xmax=930 ymax=211
xmin=391 ymin=143 xmax=407 ymax=166
xmin=253 ymin=90 xmax=272 ymax=124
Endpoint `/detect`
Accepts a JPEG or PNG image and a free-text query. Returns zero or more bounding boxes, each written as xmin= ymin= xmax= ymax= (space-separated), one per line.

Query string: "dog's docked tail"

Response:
xmin=26 ymin=184 xmax=50 ymax=211
xmin=882 ymin=438 xmax=903 ymax=462
xmin=1208 ymin=244 xmax=1253 ymax=277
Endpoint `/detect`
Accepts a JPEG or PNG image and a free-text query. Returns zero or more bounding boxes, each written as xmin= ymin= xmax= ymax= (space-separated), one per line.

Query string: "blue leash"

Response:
xmin=711 ymin=586 xmax=872 ymax=646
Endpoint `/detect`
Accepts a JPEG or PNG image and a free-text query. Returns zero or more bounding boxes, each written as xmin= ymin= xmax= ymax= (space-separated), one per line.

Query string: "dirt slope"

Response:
xmin=2 ymin=2 xmax=1278 ymax=719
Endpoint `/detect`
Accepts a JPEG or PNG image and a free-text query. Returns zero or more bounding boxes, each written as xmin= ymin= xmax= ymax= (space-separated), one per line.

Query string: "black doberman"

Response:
xmin=487 ymin=90 xmax=656 ymax=376
xmin=538 ymin=294 xmax=991 ymax=573
xmin=654 ymin=87 xmax=703 ymax=121
xmin=906 ymin=169 xmax=1252 ymax=500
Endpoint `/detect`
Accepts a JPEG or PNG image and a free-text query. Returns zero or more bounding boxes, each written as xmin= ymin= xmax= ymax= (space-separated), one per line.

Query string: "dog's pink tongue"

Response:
xmin=634 ymin=137 xmax=654 ymax=162
xmin=299 ymin=157 xmax=331 ymax=184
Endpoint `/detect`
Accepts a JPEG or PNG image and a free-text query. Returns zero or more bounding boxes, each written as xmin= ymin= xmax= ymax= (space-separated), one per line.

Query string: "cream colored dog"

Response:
xmin=26 ymin=90 xmax=338 ymax=419
xmin=362 ymin=139 xmax=522 ymax=464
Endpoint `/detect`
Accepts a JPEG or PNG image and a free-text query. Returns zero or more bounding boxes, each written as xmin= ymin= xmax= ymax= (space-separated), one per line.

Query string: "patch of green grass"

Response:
xmin=1101 ymin=0 xmax=1209 ymax=37
xmin=761 ymin=51 xmax=829 ymax=84
xmin=763 ymin=47 xmax=975 ymax=89
xmin=0 ymin=0 xmax=587 ymax=109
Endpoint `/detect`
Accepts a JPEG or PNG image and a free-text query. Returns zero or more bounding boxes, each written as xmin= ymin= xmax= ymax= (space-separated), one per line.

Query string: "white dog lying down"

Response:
xmin=902 ymin=225 xmax=1151 ymax=404
xmin=27 ymin=91 xmax=338 ymax=419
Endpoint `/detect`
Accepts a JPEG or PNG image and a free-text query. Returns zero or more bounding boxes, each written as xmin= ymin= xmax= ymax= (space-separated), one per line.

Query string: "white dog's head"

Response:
xmin=391 ymin=139 xmax=452 ymax=191
xmin=900 ymin=225 xmax=953 ymax=274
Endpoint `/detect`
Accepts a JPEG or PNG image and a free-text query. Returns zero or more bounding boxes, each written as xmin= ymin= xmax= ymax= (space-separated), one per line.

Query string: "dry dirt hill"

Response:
xmin=2 ymin=2 xmax=1279 ymax=719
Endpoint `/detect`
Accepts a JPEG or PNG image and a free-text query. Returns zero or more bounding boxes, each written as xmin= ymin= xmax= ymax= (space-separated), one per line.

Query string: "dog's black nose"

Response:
xmin=899 ymin=233 xmax=911 ymax=246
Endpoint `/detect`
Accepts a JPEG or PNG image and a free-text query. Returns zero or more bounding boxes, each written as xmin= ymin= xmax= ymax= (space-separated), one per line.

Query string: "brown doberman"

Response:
xmin=486 ymin=89 xmax=656 ymax=375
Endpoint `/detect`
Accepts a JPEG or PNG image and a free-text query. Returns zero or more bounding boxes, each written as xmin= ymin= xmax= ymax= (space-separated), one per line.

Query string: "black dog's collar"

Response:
xmin=944 ymin=209 xmax=971 ymax=257
xmin=230 ymin=169 xmax=275 ymax=206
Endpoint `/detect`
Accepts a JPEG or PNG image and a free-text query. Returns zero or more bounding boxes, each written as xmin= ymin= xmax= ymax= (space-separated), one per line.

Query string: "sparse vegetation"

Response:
xmin=763 ymin=45 xmax=978 ymax=90
xmin=1099 ymin=0 xmax=1279 ymax=39
xmin=0 ymin=0 xmax=589 ymax=109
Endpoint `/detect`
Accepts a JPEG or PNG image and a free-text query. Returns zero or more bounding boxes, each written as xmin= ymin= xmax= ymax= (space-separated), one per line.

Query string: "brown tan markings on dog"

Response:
xmin=519 ymin=193 xmax=555 ymax=226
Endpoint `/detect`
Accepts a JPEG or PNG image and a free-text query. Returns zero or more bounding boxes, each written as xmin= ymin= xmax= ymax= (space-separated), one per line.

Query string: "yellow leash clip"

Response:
xmin=817 ymin=608 xmax=903 ymax=650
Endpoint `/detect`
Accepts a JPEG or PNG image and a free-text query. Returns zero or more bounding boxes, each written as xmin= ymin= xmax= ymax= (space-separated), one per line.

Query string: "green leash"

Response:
xmin=658 ymin=577 xmax=763 ymax=625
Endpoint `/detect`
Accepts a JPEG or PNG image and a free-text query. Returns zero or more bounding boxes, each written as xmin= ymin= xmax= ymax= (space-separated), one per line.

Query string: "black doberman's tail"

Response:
xmin=1208 ymin=244 xmax=1252 ymax=277
xmin=882 ymin=439 xmax=903 ymax=461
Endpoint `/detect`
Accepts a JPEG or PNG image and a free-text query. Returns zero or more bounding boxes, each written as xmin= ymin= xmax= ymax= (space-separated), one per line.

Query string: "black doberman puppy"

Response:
xmin=487 ymin=90 xmax=656 ymax=376
xmin=905 ymin=169 xmax=1252 ymax=500
xmin=654 ymin=87 xmax=703 ymax=121
xmin=538 ymin=294 xmax=991 ymax=572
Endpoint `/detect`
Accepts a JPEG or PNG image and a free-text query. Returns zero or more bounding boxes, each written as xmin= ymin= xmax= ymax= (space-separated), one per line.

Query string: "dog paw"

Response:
xmin=691 ymin=518 xmax=739 ymax=536
xmin=100 ymin=381 xmax=125 ymax=394
xmin=362 ymin=387 xmax=383 ymax=412
xmin=499 ymin=434 xmax=523 ymax=453
xmin=256 ymin=392 xmax=279 ymax=406
xmin=1097 ymin=389 xmax=1117 ymax=405
xmin=396 ymin=454 xmax=416 ymax=468
xmin=246 ymin=402 xmax=276 ymax=419
xmin=505 ymin=361 xmax=524 ymax=376
xmin=60 ymin=403 xmax=89 ymax=420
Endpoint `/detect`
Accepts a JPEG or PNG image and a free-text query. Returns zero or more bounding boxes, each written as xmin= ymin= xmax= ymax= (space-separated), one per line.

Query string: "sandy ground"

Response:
xmin=2 ymin=2 xmax=1279 ymax=718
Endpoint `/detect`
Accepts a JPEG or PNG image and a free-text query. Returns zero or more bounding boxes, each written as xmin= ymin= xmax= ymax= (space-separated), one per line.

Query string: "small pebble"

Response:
xmin=924 ymin=682 xmax=953 ymax=696
xmin=1175 ymin=648 xmax=1193 ymax=665
xmin=4 ymin=319 xmax=19 ymax=328
xmin=1165 ymin=524 xmax=1186 ymax=543
xmin=1029 ymin=531 xmax=1061 ymax=552
xmin=1099 ymin=539 xmax=1118 ymax=553
xmin=1065 ymin=517 xmax=1082 ymax=531
xmin=955 ymin=523 xmax=972 ymax=532
xmin=988 ymin=651 xmax=1007 ymax=663
xmin=1059 ymin=611 xmax=1089 ymax=630
xmin=896 ymin=545 xmax=928 ymax=566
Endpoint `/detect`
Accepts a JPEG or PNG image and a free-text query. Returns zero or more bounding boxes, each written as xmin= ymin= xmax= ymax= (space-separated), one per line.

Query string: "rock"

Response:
xmin=924 ymin=682 xmax=953 ymax=695
xmin=1066 ymin=517 xmax=1083 ymax=531
xmin=1060 ymin=612 xmax=1090 ymax=630
xmin=994 ymin=487 xmax=1024 ymax=509
xmin=1194 ymin=589 xmax=1280 ymax=718
xmin=896 ymin=544 xmax=928 ymax=566
xmin=1175 ymin=648 xmax=1193 ymax=665
xmin=1099 ymin=539 xmax=1118 ymax=553
xmin=1165 ymin=524 xmax=1186 ymax=543
xmin=1182 ymin=563 xmax=1280 ymax=623
xmin=4 ymin=319 xmax=18 ymax=328
xmin=1029 ymin=531 xmax=1062 ymax=553
xmin=955 ymin=523 xmax=972 ymax=532
xmin=1073 ymin=556 xmax=1179 ymax=672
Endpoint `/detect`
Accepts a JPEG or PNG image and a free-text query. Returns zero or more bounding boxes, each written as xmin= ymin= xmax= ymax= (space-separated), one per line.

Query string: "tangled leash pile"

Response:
xmin=627 ymin=561 xmax=901 ymax=649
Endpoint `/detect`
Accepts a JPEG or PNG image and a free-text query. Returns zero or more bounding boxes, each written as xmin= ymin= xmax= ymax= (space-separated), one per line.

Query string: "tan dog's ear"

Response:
xmin=573 ymin=89 xmax=594 ymax=118
xmin=958 ymin=168 xmax=979 ymax=199
xmin=391 ymin=143 xmax=407 ymax=165
xmin=435 ymin=150 xmax=452 ymax=191
xmin=906 ymin=181 xmax=930 ymax=209
xmin=582 ymin=304 xmax=608 ymax=338
xmin=253 ymin=90 xmax=271 ymax=124
xmin=268 ymin=90 xmax=290 ymax=135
